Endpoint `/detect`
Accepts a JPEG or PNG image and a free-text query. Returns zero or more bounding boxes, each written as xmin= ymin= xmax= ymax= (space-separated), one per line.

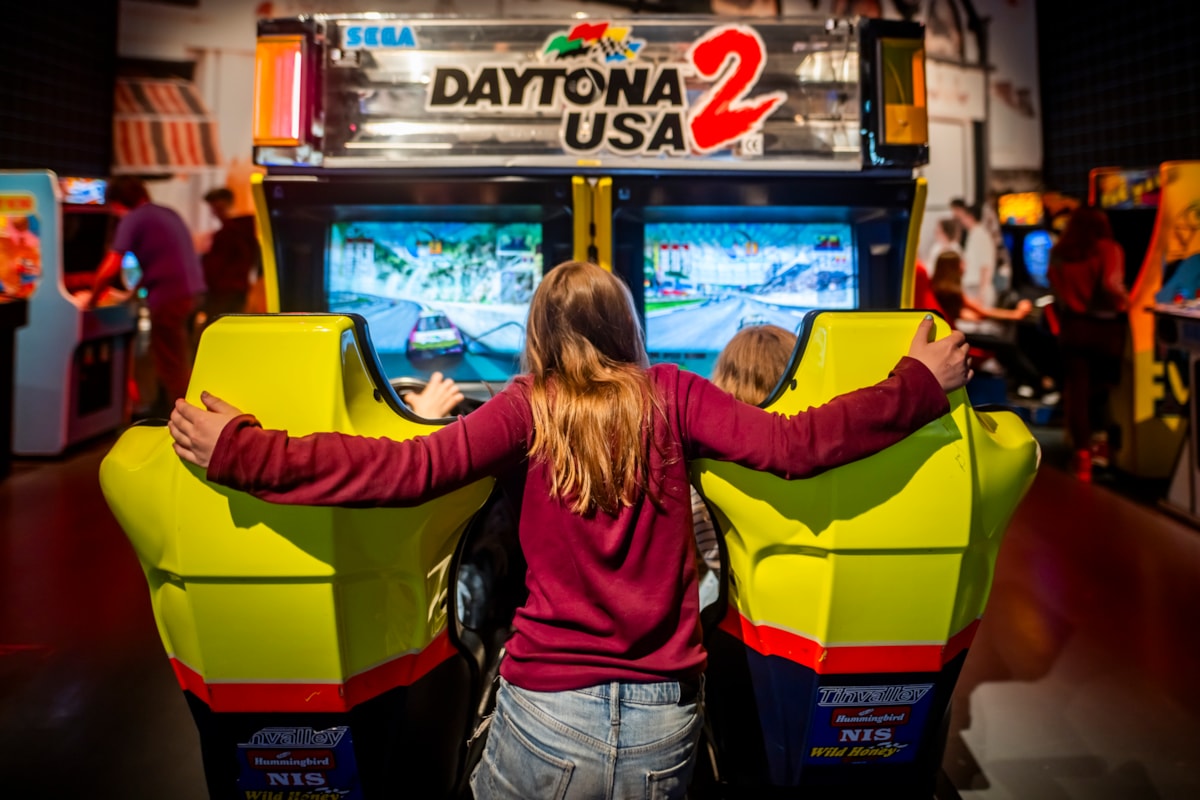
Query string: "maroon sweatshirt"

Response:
xmin=207 ymin=358 xmax=949 ymax=692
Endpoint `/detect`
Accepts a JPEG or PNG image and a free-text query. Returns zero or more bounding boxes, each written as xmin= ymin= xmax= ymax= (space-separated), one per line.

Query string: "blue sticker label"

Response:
xmin=237 ymin=725 xmax=362 ymax=799
xmin=804 ymin=682 xmax=935 ymax=765
xmin=343 ymin=25 xmax=418 ymax=49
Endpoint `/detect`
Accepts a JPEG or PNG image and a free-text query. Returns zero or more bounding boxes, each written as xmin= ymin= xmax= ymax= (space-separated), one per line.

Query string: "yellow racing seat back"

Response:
xmin=100 ymin=314 xmax=494 ymax=713
xmin=694 ymin=310 xmax=1038 ymax=788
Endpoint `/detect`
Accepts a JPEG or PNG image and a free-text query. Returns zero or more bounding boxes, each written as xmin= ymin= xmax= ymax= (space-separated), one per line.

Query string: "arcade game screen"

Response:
xmin=326 ymin=220 xmax=543 ymax=383
xmin=643 ymin=221 xmax=856 ymax=375
xmin=1022 ymin=230 xmax=1054 ymax=287
xmin=998 ymin=192 xmax=1044 ymax=226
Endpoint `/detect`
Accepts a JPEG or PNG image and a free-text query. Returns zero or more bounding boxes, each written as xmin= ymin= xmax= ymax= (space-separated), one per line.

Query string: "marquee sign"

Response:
xmin=425 ymin=23 xmax=785 ymax=159
xmin=254 ymin=15 xmax=927 ymax=171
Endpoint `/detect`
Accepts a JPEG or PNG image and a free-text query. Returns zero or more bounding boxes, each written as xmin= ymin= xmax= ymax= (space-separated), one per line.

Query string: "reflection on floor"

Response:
xmin=0 ymin=433 xmax=1197 ymax=798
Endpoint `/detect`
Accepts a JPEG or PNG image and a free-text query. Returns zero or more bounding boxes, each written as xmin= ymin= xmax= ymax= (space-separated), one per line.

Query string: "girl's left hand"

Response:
xmin=169 ymin=391 xmax=243 ymax=469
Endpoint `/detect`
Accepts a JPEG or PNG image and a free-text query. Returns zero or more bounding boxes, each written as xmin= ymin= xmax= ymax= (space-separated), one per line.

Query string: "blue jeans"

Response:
xmin=470 ymin=677 xmax=703 ymax=800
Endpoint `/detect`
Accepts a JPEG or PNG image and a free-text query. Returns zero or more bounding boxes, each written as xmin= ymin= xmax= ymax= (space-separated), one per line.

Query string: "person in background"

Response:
xmin=930 ymin=252 xmax=1054 ymax=401
xmin=926 ymin=217 xmax=963 ymax=268
xmin=88 ymin=176 xmax=206 ymax=410
xmin=981 ymin=192 xmax=1014 ymax=298
xmin=930 ymin=252 xmax=1031 ymax=327
xmin=201 ymin=187 xmax=259 ymax=321
xmin=950 ymin=198 xmax=997 ymax=308
xmin=694 ymin=323 xmax=799 ymax=608
xmin=1047 ymin=207 xmax=1130 ymax=481
xmin=167 ymin=261 xmax=969 ymax=800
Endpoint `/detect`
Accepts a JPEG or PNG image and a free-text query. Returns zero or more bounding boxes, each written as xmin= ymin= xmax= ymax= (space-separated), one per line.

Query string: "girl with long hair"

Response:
xmin=169 ymin=261 xmax=970 ymax=799
xmin=1048 ymin=207 xmax=1130 ymax=480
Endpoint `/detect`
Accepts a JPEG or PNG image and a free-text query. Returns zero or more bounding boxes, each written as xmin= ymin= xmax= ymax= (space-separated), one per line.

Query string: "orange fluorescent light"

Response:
xmin=254 ymin=35 xmax=307 ymax=147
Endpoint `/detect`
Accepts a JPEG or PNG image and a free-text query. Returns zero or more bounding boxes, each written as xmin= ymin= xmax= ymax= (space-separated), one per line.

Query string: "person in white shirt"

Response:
xmin=951 ymin=199 xmax=997 ymax=307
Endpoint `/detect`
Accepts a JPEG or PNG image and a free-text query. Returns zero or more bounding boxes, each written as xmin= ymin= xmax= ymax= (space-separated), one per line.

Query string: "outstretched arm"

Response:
xmin=169 ymin=385 xmax=531 ymax=507
xmin=681 ymin=316 xmax=966 ymax=479
xmin=85 ymin=251 xmax=124 ymax=309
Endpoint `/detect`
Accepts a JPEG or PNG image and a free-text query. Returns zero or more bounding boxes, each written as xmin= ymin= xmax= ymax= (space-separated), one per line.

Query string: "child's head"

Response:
xmin=712 ymin=324 xmax=798 ymax=406
xmin=930 ymin=251 xmax=965 ymax=291
xmin=524 ymin=260 xmax=647 ymax=378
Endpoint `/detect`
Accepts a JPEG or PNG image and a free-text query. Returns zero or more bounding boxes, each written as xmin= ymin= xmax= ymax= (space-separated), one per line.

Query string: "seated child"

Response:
xmin=694 ymin=324 xmax=799 ymax=609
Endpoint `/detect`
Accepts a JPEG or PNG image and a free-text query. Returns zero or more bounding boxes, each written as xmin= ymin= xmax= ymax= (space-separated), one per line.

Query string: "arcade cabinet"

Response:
xmin=997 ymin=191 xmax=1054 ymax=294
xmin=102 ymin=12 xmax=1036 ymax=799
xmin=1090 ymin=167 xmax=1160 ymax=290
xmin=0 ymin=171 xmax=138 ymax=456
xmin=1103 ymin=163 xmax=1196 ymax=478
xmin=0 ymin=295 xmax=27 ymax=478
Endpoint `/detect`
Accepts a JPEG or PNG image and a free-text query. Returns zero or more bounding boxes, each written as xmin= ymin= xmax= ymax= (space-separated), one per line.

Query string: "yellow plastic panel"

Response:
xmin=100 ymin=315 xmax=494 ymax=690
xmin=251 ymin=173 xmax=280 ymax=313
xmin=572 ymin=176 xmax=593 ymax=264
xmin=693 ymin=311 xmax=1038 ymax=654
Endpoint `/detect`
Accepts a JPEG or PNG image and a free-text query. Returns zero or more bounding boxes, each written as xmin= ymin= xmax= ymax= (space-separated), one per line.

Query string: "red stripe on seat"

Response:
xmin=717 ymin=606 xmax=979 ymax=674
xmin=168 ymin=630 xmax=458 ymax=713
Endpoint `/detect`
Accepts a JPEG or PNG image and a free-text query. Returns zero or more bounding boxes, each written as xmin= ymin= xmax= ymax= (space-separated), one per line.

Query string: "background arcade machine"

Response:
xmin=997 ymin=191 xmax=1055 ymax=294
xmin=1090 ymin=166 xmax=1161 ymax=289
xmin=1098 ymin=163 xmax=1190 ymax=479
xmin=0 ymin=171 xmax=137 ymax=456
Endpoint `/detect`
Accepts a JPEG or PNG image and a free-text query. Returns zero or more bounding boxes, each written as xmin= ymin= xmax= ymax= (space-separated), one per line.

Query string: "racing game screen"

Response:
xmin=327 ymin=221 xmax=543 ymax=383
xmin=643 ymin=221 xmax=856 ymax=376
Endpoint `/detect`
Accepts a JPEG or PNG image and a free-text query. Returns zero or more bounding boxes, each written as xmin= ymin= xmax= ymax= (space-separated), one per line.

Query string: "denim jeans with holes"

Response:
xmin=470 ymin=676 xmax=703 ymax=800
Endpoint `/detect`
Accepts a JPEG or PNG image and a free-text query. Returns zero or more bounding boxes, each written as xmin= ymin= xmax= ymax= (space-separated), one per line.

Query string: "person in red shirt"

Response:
xmin=201 ymin=187 xmax=260 ymax=321
xmin=167 ymin=261 xmax=969 ymax=800
xmin=1047 ymin=207 xmax=1130 ymax=481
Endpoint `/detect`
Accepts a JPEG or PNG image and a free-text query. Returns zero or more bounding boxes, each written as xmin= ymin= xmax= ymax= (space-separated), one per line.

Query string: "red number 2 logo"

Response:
xmin=687 ymin=25 xmax=786 ymax=154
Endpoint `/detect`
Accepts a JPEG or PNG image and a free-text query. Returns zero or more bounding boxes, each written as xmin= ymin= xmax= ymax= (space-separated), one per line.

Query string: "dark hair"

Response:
xmin=949 ymin=198 xmax=978 ymax=221
xmin=204 ymin=187 xmax=234 ymax=205
xmin=937 ymin=217 xmax=961 ymax=242
xmin=1051 ymin=207 xmax=1113 ymax=263
xmin=107 ymin=176 xmax=150 ymax=208
xmin=930 ymin=252 xmax=965 ymax=323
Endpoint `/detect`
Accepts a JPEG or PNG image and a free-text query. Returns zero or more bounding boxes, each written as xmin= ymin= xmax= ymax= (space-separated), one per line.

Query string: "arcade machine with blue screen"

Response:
xmin=997 ymin=191 xmax=1054 ymax=294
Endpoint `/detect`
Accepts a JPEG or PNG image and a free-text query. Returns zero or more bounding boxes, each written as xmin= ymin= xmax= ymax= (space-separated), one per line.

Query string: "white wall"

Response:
xmin=980 ymin=0 xmax=1041 ymax=172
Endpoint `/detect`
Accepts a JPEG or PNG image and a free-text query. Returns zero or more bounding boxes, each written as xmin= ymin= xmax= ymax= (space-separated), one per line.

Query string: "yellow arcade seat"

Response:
xmin=693 ymin=310 xmax=1039 ymax=797
xmin=100 ymin=314 xmax=495 ymax=800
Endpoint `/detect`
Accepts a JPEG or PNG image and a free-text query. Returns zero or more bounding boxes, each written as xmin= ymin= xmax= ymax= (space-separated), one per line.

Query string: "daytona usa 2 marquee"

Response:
xmin=253 ymin=15 xmax=928 ymax=171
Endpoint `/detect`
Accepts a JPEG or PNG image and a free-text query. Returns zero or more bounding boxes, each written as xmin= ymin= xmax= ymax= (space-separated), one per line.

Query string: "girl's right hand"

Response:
xmin=908 ymin=315 xmax=972 ymax=392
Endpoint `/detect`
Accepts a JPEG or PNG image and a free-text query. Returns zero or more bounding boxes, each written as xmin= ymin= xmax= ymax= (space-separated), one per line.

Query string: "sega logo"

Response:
xmin=344 ymin=25 xmax=417 ymax=49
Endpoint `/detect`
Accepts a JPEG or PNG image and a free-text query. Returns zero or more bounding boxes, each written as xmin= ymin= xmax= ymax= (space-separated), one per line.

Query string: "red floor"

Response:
xmin=1 ymin=436 xmax=1198 ymax=798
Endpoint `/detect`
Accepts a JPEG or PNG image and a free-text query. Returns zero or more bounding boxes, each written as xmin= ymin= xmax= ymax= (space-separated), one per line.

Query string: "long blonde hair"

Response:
xmin=523 ymin=261 xmax=657 ymax=515
xmin=711 ymin=324 xmax=797 ymax=406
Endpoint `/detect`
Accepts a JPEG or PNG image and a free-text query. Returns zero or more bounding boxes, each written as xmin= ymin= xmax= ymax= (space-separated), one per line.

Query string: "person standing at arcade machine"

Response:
xmin=201 ymin=187 xmax=259 ymax=321
xmin=1048 ymin=207 xmax=1130 ymax=481
xmin=167 ymin=262 xmax=971 ymax=800
xmin=87 ymin=176 xmax=206 ymax=412
xmin=951 ymin=198 xmax=998 ymax=308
